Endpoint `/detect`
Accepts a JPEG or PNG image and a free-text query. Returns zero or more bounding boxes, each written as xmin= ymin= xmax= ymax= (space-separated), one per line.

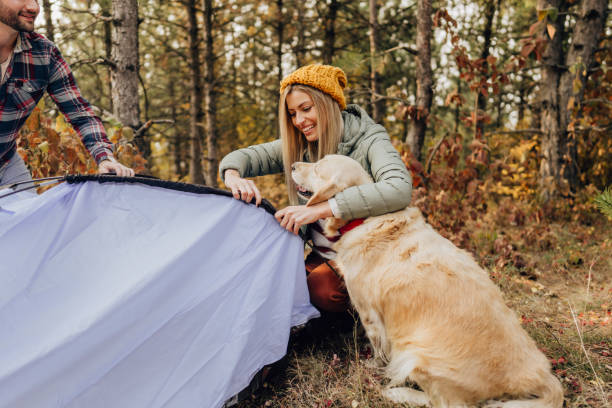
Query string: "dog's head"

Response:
xmin=291 ymin=154 xmax=373 ymax=207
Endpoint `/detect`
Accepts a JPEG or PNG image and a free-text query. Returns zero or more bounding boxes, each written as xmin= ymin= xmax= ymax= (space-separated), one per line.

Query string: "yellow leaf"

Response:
xmin=546 ymin=24 xmax=556 ymax=39
xmin=26 ymin=107 xmax=40 ymax=132
xmin=122 ymin=126 xmax=135 ymax=142
xmin=38 ymin=141 xmax=49 ymax=154
xmin=56 ymin=115 xmax=69 ymax=133
xmin=537 ymin=9 xmax=547 ymax=21
xmin=109 ymin=129 xmax=119 ymax=144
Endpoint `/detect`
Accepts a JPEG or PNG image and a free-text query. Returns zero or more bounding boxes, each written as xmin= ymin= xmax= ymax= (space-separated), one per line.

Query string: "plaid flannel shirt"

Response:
xmin=0 ymin=32 xmax=113 ymax=169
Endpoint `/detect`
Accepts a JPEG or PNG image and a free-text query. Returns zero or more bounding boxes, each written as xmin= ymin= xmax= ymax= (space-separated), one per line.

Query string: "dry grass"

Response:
xmin=238 ymin=185 xmax=611 ymax=407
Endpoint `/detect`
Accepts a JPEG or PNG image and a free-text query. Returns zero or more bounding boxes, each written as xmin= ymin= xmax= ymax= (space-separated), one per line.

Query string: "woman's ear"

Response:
xmin=306 ymin=180 xmax=339 ymax=206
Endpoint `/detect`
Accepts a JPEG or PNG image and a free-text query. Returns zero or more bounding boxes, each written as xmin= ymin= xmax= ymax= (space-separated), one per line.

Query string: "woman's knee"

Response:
xmin=307 ymin=262 xmax=349 ymax=313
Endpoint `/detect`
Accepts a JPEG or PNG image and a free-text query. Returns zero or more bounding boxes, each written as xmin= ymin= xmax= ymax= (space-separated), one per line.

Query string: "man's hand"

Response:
xmin=224 ymin=169 xmax=262 ymax=206
xmin=98 ymin=158 xmax=135 ymax=177
xmin=274 ymin=201 xmax=333 ymax=235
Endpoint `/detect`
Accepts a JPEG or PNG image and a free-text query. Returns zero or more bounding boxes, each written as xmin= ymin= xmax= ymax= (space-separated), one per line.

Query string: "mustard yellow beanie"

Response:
xmin=280 ymin=64 xmax=348 ymax=110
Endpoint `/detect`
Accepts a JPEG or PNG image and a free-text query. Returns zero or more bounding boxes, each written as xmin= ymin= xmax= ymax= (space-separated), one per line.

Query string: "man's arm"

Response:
xmin=46 ymin=45 xmax=133 ymax=176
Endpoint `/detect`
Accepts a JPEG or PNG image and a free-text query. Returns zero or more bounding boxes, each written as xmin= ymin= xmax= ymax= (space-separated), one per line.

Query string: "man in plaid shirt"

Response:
xmin=0 ymin=0 xmax=134 ymax=185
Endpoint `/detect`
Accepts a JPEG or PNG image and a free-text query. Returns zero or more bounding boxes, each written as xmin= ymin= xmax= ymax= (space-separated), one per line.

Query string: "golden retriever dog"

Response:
xmin=292 ymin=155 xmax=563 ymax=408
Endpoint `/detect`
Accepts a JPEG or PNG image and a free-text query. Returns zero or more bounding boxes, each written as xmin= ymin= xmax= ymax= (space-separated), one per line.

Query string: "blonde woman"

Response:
xmin=219 ymin=64 xmax=412 ymax=313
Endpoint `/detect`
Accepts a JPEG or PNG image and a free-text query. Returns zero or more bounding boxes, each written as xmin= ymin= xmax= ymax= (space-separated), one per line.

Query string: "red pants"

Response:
xmin=305 ymin=252 xmax=350 ymax=313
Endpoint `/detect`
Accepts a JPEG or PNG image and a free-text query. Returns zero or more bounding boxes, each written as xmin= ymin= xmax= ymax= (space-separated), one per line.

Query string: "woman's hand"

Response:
xmin=275 ymin=201 xmax=333 ymax=235
xmin=224 ymin=169 xmax=262 ymax=206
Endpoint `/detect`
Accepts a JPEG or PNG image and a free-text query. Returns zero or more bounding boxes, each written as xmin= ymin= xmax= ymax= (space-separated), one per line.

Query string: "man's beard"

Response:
xmin=0 ymin=6 xmax=35 ymax=32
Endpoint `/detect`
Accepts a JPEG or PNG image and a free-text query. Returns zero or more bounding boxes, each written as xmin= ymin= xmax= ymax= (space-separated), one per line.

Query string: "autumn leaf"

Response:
xmin=520 ymin=42 xmax=536 ymax=58
xmin=38 ymin=141 xmax=49 ymax=154
xmin=545 ymin=24 xmax=556 ymax=40
xmin=122 ymin=126 xmax=135 ymax=142
xmin=529 ymin=20 xmax=543 ymax=36
xmin=56 ymin=115 xmax=69 ymax=133
xmin=537 ymin=9 xmax=548 ymax=21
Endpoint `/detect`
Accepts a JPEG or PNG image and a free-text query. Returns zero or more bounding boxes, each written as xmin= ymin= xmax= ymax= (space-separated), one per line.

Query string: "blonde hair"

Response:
xmin=279 ymin=84 xmax=344 ymax=204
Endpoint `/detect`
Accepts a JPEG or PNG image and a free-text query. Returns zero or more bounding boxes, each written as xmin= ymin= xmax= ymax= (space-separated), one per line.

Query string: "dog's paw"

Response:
xmin=382 ymin=386 xmax=430 ymax=406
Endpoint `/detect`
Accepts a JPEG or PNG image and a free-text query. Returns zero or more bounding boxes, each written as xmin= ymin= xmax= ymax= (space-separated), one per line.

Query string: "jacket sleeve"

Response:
xmin=47 ymin=45 xmax=114 ymax=164
xmin=333 ymin=135 xmax=412 ymax=219
xmin=219 ymin=139 xmax=284 ymax=181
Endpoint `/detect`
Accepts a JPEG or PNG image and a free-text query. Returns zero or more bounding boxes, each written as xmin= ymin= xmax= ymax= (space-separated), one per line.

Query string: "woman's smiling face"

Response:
xmin=286 ymin=90 xmax=318 ymax=142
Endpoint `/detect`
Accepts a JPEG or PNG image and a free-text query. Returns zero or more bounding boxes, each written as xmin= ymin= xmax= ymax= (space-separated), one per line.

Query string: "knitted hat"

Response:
xmin=280 ymin=64 xmax=348 ymax=110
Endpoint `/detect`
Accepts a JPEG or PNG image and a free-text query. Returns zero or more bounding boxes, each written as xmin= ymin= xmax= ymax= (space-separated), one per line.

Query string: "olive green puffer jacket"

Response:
xmin=219 ymin=104 xmax=412 ymax=220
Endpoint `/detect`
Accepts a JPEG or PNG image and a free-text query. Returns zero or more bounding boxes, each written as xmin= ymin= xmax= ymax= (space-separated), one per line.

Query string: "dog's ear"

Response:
xmin=306 ymin=180 xmax=338 ymax=206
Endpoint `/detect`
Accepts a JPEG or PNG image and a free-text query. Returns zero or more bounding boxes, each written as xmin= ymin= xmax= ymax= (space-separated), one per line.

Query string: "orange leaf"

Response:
xmin=537 ymin=9 xmax=548 ymax=21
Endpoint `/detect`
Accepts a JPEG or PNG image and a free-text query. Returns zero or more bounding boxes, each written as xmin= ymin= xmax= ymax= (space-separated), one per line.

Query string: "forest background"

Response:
xmin=16 ymin=0 xmax=611 ymax=406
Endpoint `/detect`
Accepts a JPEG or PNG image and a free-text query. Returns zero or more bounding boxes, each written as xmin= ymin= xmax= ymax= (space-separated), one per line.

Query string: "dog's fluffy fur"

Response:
xmin=292 ymin=155 xmax=563 ymax=408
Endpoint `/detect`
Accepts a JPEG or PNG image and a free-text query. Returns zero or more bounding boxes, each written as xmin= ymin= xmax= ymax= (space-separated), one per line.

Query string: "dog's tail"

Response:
xmin=484 ymin=372 xmax=564 ymax=408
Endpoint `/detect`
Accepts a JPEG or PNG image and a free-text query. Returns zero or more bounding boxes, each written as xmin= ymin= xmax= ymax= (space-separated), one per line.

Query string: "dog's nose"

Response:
xmin=291 ymin=163 xmax=296 ymax=171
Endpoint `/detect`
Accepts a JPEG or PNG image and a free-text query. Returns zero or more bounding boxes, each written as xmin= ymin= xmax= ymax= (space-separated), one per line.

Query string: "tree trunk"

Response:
xmin=476 ymin=0 xmax=498 ymax=138
xmin=322 ymin=0 xmax=339 ymax=64
xmin=556 ymin=0 xmax=608 ymax=189
xmin=111 ymin=0 xmax=143 ymax=155
xmin=537 ymin=0 xmax=568 ymax=197
xmin=405 ymin=0 xmax=433 ymax=161
xmin=230 ymin=30 xmax=240 ymax=152
xmin=275 ymin=0 xmax=284 ymax=138
xmin=294 ymin=5 xmax=305 ymax=67
xmin=453 ymin=77 xmax=461 ymax=134
xmin=369 ymin=0 xmax=384 ymax=123
xmin=538 ymin=0 xmax=607 ymax=197
xmin=186 ymin=0 xmax=205 ymax=184
xmin=518 ymin=85 xmax=526 ymax=123
xmin=102 ymin=5 xmax=113 ymax=113
xmin=168 ymin=80 xmax=183 ymax=178
xmin=42 ymin=0 xmax=54 ymax=43
xmin=203 ymin=0 xmax=218 ymax=187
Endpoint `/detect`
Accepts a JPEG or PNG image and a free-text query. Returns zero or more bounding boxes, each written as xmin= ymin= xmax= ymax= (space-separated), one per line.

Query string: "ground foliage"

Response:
xmin=13 ymin=0 xmax=611 ymax=406
xmin=16 ymin=101 xmax=146 ymax=188
xmin=17 ymin=102 xmax=611 ymax=406
xmin=241 ymin=146 xmax=611 ymax=407
xmin=239 ymin=55 xmax=611 ymax=406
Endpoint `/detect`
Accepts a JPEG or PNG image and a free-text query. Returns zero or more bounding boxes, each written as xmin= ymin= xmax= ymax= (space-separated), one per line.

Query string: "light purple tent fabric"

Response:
xmin=0 ymin=181 xmax=318 ymax=408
